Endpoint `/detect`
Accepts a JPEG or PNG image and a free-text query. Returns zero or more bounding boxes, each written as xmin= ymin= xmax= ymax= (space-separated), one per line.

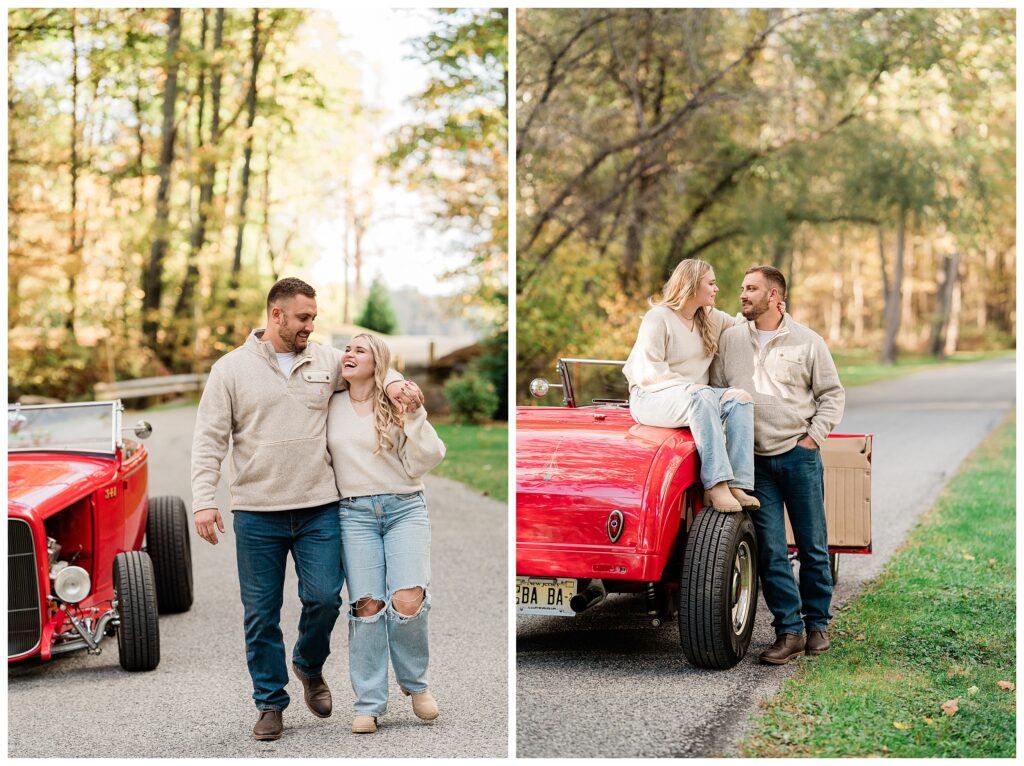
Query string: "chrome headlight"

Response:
xmin=53 ymin=566 xmax=91 ymax=604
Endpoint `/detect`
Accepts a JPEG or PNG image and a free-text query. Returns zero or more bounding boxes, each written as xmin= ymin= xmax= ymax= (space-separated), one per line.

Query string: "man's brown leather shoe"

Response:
xmin=759 ymin=633 xmax=806 ymax=665
xmin=806 ymin=629 xmax=831 ymax=655
xmin=293 ymin=664 xmax=332 ymax=718
xmin=253 ymin=710 xmax=283 ymax=741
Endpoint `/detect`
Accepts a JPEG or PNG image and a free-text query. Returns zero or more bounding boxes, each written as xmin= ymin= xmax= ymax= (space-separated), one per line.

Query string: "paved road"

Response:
xmin=8 ymin=404 xmax=508 ymax=758
xmin=516 ymin=356 xmax=1015 ymax=758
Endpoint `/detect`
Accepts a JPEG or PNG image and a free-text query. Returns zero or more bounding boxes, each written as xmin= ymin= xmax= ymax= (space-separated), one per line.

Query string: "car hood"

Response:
xmin=8 ymin=454 xmax=116 ymax=517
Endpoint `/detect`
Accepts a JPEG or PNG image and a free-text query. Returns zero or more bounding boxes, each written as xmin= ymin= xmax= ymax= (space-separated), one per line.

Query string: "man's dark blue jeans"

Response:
xmin=750 ymin=445 xmax=832 ymax=636
xmin=233 ymin=502 xmax=344 ymax=711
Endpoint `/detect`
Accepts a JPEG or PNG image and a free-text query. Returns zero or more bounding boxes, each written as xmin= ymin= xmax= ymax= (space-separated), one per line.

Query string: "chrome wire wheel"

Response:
xmin=730 ymin=540 xmax=755 ymax=636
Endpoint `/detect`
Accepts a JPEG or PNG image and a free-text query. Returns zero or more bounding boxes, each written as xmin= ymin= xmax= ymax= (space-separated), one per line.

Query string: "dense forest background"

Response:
xmin=8 ymin=8 xmax=507 ymax=401
xmin=516 ymin=8 xmax=1015 ymax=399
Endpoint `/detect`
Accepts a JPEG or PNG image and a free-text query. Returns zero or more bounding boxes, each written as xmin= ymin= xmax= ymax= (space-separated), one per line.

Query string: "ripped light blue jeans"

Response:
xmin=339 ymin=491 xmax=431 ymax=716
xmin=630 ymin=384 xmax=755 ymax=491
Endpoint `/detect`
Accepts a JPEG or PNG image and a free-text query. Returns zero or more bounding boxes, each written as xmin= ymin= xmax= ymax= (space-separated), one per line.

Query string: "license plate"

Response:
xmin=516 ymin=576 xmax=576 ymax=616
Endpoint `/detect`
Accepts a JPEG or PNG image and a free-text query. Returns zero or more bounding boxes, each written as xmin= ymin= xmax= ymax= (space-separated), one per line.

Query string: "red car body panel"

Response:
xmin=7 ymin=446 xmax=149 ymax=663
xmin=516 ymin=406 xmax=700 ymax=582
xmin=517 ymin=405 xmax=872 ymax=589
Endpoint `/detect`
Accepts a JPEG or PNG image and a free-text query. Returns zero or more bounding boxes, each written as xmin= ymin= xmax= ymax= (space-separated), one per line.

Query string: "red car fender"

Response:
xmin=636 ymin=429 xmax=701 ymax=564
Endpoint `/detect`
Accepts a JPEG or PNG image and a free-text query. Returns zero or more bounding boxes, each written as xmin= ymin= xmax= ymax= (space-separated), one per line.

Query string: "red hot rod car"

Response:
xmin=516 ymin=359 xmax=872 ymax=669
xmin=8 ymin=400 xmax=194 ymax=671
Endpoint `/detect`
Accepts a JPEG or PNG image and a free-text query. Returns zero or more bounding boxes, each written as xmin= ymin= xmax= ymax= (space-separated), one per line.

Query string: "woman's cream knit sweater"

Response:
xmin=326 ymin=392 xmax=446 ymax=499
xmin=623 ymin=306 xmax=740 ymax=392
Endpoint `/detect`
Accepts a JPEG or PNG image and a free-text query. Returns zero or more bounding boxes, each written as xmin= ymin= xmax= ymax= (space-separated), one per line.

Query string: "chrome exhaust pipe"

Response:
xmin=570 ymin=580 xmax=606 ymax=613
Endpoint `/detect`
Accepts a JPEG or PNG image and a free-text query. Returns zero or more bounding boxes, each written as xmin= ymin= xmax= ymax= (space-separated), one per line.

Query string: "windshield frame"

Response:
xmin=8 ymin=400 xmax=123 ymax=455
xmin=557 ymin=358 xmax=628 ymax=409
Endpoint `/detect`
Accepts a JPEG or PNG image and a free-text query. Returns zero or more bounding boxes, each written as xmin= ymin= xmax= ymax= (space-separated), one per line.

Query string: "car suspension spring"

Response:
xmin=645 ymin=582 xmax=662 ymax=627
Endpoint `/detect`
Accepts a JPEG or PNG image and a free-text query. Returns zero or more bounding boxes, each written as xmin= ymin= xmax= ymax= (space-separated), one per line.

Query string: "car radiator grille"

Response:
xmin=8 ymin=519 xmax=42 ymax=657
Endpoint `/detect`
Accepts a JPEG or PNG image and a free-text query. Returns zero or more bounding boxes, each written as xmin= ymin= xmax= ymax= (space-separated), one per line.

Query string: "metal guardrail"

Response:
xmin=93 ymin=374 xmax=208 ymax=401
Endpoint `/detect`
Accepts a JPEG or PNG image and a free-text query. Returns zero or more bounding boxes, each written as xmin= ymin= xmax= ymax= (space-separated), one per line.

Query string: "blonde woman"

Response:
xmin=623 ymin=258 xmax=765 ymax=513
xmin=326 ymin=333 xmax=446 ymax=734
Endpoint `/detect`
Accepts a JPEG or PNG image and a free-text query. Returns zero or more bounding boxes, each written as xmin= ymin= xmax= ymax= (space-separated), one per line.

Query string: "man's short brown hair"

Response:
xmin=744 ymin=265 xmax=787 ymax=298
xmin=267 ymin=277 xmax=316 ymax=313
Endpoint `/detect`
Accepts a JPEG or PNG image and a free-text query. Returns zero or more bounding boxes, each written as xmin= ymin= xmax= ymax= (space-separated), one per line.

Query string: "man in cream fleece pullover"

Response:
xmin=710 ymin=266 xmax=844 ymax=666
xmin=190 ymin=278 xmax=422 ymax=741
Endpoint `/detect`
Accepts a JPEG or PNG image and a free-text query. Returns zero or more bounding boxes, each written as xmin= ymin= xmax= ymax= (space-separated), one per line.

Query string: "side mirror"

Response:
xmin=9 ymin=411 xmax=27 ymax=434
xmin=530 ymin=379 xmax=550 ymax=398
xmin=132 ymin=420 xmax=153 ymax=440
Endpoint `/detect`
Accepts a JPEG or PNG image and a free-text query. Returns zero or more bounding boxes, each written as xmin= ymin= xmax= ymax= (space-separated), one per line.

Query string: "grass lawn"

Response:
xmin=740 ymin=415 xmax=1016 ymax=758
xmin=432 ymin=421 xmax=508 ymax=503
xmin=833 ymin=348 xmax=1013 ymax=388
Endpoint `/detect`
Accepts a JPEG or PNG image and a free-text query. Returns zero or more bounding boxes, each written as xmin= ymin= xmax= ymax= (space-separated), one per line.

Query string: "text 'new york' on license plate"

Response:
xmin=516 ymin=576 xmax=575 ymax=616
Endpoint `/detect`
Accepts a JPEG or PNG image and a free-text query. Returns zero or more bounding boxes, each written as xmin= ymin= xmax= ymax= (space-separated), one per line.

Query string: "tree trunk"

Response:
xmin=850 ymin=237 xmax=865 ymax=344
xmin=997 ymin=248 xmax=1012 ymax=333
xmin=900 ymin=232 xmax=915 ymax=345
xmin=8 ymin=25 xmax=20 ymax=328
xmin=354 ymin=211 xmax=366 ymax=305
xmin=133 ymin=73 xmax=146 ymax=211
xmin=879 ymin=211 xmax=905 ymax=364
xmin=141 ymin=7 xmax=182 ymax=359
xmin=261 ymin=151 xmax=278 ymax=281
xmin=176 ymin=8 xmax=224 ymax=329
xmin=343 ymin=175 xmax=354 ymax=324
xmin=261 ymin=71 xmax=281 ymax=281
xmin=943 ymin=262 xmax=962 ymax=357
xmin=978 ymin=247 xmax=993 ymax=328
xmin=66 ymin=10 xmax=81 ymax=334
xmin=227 ymin=9 xmax=262 ymax=314
xmin=928 ymin=251 xmax=959 ymax=357
xmin=828 ymin=230 xmax=844 ymax=345
xmin=345 ymin=168 xmax=371 ymax=308
xmin=621 ymin=183 xmax=644 ymax=293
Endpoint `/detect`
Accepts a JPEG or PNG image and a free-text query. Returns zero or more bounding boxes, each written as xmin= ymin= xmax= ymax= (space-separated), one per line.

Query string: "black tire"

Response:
xmin=113 ymin=551 xmax=160 ymax=671
xmin=146 ymin=495 xmax=194 ymax=613
xmin=679 ymin=509 xmax=759 ymax=669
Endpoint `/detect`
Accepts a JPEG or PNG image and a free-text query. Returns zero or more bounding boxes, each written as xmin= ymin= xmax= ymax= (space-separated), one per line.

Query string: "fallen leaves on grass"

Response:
xmin=854 ymin=634 xmax=866 ymax=641
xmin=962 ymin=552 xmax=975 ymax=561
xmin=997 ymin=681 xmax=1015 ymax=691
xmin=941 ymin=698 xmax=960 ymax=716
xmin=893 ymin=721 xmax=911 ymax=730
xmin=923 ymin=717 xmax=935 ymax=726
xmin=968 ymin=685 xmax=980 ymax=696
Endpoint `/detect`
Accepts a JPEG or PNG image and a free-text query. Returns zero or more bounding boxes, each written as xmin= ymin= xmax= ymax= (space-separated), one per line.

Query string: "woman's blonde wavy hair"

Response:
xmin=651 ymin=258 xmax=718 ymax=359
xmin=351 ymin=333 xmax=403 ymax=455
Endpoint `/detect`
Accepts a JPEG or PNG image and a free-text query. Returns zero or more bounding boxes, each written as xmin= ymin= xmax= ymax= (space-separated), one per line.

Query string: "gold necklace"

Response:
xmin=349 ymin=390 xmax=375 ymax=403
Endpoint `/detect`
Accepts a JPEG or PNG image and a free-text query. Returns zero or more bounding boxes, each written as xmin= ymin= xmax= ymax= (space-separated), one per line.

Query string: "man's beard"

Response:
xmin=278 ymin=320 xmax=307 ymax=352
xmin=741 ymin=296 xmax=770 ymax=320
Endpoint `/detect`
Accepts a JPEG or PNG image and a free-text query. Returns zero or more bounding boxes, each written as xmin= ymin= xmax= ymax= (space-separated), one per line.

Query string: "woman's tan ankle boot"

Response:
xmin=729 ymin=487 xmax=760 ymax=510
xmin=402 ymin=688 xmax=439 ymax=721
xmin=704 ymin=483 xmax=742 ymax=512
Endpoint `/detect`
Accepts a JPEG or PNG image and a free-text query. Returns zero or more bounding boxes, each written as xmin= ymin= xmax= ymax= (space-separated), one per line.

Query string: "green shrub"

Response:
xmin=471 ymin=330 xmax=508 ymax=420
xmin=8 ymin=342 xmax=101 ymax=402
xmin=444 ymin=372 xmax=499 ymax=424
